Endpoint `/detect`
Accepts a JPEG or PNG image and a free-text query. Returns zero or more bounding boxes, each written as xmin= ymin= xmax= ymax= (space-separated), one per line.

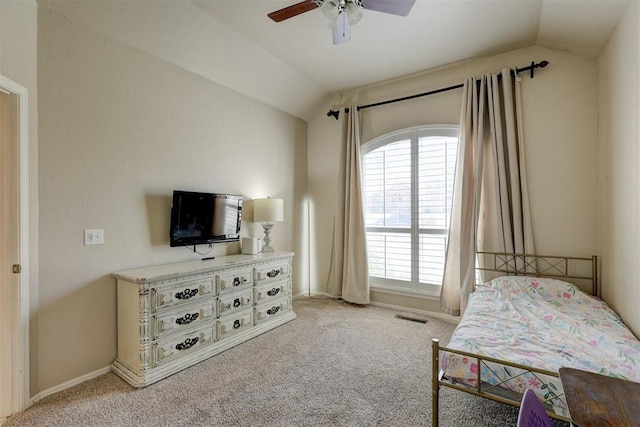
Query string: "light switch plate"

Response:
xmin=84 ymin=229 xmax=104 ymax=245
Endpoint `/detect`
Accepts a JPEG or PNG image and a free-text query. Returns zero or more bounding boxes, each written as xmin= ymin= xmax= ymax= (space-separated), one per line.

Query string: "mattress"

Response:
xmin=440 ymin=275 xmax=640 ymax=415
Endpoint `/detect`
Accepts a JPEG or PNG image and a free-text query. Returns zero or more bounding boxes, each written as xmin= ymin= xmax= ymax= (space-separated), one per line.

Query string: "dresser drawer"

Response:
xmin=152 ymin=302 xmax=216 ymax=340
xmin=152 ymin=324 xmax=215 ymax=367
xmin=217 ymin=310 xmax=253 ymax=340
xmin=255 ymin=261 xmax=290 ymax=286
xmin=217 ymin=288 xmax=253 ymax=317
xmin=216 ymin=268 xmax=253 ymax=294
xmin=254 ymin=297 xmax=291 ymax=325
xmin=254 ymin=280 xmax=290 ymax=305
xmin=151 ymin=278 xmax=214 ymax=312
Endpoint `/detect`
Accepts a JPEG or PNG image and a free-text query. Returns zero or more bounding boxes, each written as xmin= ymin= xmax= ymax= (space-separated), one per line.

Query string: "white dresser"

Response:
xmin=112 ymin=251 xmax=295 ymax=387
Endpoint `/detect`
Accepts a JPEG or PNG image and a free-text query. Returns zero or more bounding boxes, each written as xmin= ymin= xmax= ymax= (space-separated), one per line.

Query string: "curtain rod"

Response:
xmin=326 ymin=60 xmax=549 ymax=120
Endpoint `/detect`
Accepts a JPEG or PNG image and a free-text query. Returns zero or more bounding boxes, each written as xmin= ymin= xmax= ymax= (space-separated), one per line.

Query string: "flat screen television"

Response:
xmin=170 ymin=190 xmax=243 ymax=247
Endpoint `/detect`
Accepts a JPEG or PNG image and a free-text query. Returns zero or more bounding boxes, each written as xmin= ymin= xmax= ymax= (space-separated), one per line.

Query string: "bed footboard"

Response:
xmin=431 ymin=338 xmax=570 ymax=427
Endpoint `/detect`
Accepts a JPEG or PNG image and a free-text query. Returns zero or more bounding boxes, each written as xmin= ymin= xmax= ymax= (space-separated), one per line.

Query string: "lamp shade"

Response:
xmin=253 ymin=198 xmax=284 ymax=223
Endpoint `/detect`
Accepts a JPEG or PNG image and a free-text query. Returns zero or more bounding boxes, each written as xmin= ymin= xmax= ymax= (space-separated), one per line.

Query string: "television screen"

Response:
xmin=170 ymin=191 xmax=242 ymax=247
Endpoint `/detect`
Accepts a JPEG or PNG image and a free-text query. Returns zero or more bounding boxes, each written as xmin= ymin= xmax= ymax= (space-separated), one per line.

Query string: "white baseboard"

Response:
xmin=369 ymin=300 xmax=460 ymax=324
xmin=292 ymin=291 xmax=335 ymax=299
xmin=30 ymin=366 xmax=112 ymax=404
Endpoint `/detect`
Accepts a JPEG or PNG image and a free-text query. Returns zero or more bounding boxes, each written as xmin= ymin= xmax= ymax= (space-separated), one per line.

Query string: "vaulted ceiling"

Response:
xmin=38 ymin=0 xmax=630 ymax=120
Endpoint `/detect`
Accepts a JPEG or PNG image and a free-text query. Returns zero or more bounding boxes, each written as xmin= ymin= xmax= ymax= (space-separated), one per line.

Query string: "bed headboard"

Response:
xmin=475 ymin=252 xmax=598 ymax=296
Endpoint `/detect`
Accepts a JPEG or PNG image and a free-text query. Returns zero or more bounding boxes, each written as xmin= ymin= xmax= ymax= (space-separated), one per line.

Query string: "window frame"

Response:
xmin=361 ymin=124 xmax=459 ymax=298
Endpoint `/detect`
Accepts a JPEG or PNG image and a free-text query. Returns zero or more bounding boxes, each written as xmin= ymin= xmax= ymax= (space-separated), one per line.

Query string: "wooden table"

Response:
xmin=559 ymin=367 xmax=640 ymax=426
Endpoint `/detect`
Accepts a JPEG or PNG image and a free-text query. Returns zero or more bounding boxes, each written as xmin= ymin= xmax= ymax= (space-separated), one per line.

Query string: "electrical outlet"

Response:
xmin=84 ymin=229 xmax=104 ymax=245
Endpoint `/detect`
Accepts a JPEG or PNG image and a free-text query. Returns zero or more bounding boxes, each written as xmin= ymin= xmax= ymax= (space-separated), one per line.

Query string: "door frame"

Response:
xmin=0 ymin=74 xmax=30 ymax=418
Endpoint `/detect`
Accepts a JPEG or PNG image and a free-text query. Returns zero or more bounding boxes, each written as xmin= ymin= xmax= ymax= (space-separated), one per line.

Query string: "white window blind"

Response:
xmin=362 ymin=126 xmax=458 ymax=296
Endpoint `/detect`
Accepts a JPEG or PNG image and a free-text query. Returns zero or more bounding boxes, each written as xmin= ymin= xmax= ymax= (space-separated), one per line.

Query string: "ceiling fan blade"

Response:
xmin=362 ymin=0 xmax=416 ymax=16
xmin=332 ymin=13 xmax=351 ymax=44
xmin=268 ymin=1 xmax=319 ymax=22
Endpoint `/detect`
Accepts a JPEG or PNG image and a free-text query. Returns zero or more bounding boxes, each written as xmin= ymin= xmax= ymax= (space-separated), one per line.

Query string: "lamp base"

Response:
xmin=261 ymin=223 xmax=275 ymax=253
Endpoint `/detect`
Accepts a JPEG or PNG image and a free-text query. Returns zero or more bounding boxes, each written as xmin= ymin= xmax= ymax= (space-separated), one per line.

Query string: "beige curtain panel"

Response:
xmin=441 ymin=69 xmax=535 ymax=316
xmin=328 ymin=105 xmax=370 ymax=304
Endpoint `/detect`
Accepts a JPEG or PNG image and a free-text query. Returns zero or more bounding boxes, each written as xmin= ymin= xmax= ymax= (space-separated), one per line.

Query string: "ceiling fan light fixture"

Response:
xmin=345 ymin=2 xmax=363 ymax=25
xmin=321 ymin=0 xmax=340 ymax=20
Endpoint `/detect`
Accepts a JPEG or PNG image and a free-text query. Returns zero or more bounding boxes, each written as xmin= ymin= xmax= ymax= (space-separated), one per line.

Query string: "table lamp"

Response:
xmin=253 ymin=197 xmax=284 ymax=252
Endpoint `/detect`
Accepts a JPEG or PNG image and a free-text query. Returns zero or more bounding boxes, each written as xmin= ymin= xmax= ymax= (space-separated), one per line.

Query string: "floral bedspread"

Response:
xmin=440 ymin=275 xmax=640 ymax=415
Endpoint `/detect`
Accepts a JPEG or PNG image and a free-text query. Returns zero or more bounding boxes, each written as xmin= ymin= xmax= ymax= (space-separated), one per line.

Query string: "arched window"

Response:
xmin=362 ymin=125 xmax=459 ymax=296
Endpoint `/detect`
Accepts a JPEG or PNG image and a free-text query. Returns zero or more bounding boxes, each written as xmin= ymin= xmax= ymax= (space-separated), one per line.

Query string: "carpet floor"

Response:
xmin=7 ymin=298 xmax=562 ymax=426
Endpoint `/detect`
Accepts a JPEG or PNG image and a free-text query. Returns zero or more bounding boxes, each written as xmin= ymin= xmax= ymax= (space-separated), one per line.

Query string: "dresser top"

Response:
xmin=112 ymin=251 xmax=294 ymax=283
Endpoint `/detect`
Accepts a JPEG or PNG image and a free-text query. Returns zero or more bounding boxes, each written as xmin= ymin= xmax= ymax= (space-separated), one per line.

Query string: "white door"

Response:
xmin=0 ymin=76 xmax=29 ymax=419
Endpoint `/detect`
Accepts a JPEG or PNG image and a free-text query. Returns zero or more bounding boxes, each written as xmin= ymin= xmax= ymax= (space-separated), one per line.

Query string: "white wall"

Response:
xmin=598 ymin=1 xmax=640 ymax=337
xmin=308 ymin=45 xmax=599 ymax=313
xmin=37 ymin=8 xmax=306 ymax=393
xmin=0 ymin=0 xmax=40 ymax=395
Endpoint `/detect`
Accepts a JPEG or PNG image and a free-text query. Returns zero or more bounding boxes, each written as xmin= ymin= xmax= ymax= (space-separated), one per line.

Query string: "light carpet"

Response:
xmin=7 ymin=298 xmax=560 ymax=426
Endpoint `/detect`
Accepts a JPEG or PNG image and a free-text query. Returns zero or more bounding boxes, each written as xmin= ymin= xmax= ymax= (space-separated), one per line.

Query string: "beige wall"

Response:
xmin=37 ymin=8 xmax=307 ymax=392
xmin=597 ymin=1 xmax=640 ymax=337
xmin=0 ymin=0 xmax=40 ymax=396
xmin=308 ymin=45 xmax=599 ymax=313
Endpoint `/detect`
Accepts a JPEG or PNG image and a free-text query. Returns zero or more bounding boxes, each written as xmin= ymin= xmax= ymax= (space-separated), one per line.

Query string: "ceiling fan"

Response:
xmin=268 ymin=0 xmax=417 ymax=45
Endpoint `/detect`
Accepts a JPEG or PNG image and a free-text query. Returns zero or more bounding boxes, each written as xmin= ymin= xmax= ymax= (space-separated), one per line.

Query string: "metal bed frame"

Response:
xmin=431 ymin=252 xmax=598 ymax=427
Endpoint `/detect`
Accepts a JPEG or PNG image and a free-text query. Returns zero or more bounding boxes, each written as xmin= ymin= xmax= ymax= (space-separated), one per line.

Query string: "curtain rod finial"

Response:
xmin=530 ymin=60 xmax=549 ymax=78
xmin=327 ymin=109 xmax=340 ymax=120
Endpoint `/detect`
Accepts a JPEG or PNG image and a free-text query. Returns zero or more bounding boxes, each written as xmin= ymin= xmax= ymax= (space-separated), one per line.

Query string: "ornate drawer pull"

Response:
xmin=176 ymin=312 xmax=199 ymax=325
xmin=233 ymin=298 xmax=241 ymax=308
xmin=266 ymin=269 xmax=280 ymax=278
xmin=233 ymin=319 xmax=241 ymax=330
xmin=175 ymin=288 xmax=199 ymax=300
xmin=176 ymin=337 xmax=199 ymax=351
xmin=233 ymin=277 xmax=241 ymax=286
xmin=267 ymin=288 xmax=280 ymax=297
xmin=267 ymin=306 xmax=280 ymax=315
